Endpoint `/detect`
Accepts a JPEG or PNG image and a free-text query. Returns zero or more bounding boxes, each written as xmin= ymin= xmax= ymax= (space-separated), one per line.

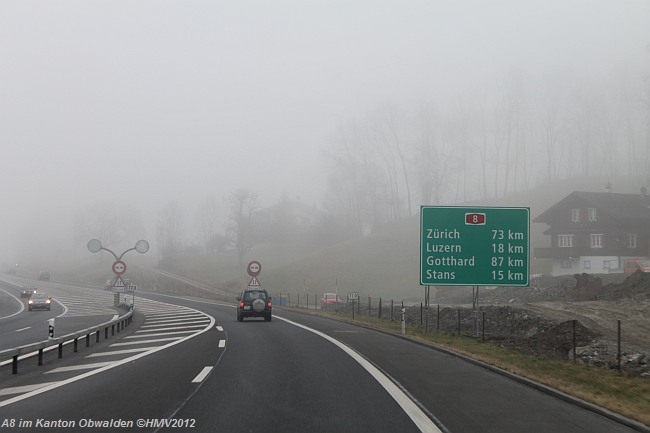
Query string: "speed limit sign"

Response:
xmin=112 ymin=260 xmax=127 ymax=275
xmin=247 ymin=261 xmax=261 ymax=277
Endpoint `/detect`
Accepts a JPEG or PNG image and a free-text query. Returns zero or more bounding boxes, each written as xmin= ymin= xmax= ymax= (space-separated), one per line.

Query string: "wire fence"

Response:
xmin=279 ymin=291 xmax=648 ymax=376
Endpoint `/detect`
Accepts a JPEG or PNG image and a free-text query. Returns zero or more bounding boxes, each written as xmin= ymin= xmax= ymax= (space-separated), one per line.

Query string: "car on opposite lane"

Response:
xmin=237 ymin=289 xmax=272 ymax=322
xmin=28 ymin=292 xmax=52 ymax=311
xmin=21 ymin=286 xmax=37 ymax=298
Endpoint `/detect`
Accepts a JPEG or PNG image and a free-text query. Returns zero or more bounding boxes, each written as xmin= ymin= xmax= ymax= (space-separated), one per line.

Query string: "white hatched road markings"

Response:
xmin=0 ymin=297 xmax=221 ymax=406
xmin=53 ymin=293 xmax=118 ymax=318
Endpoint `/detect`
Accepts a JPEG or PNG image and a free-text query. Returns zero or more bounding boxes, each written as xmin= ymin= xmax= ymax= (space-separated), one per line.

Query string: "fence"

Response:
xmin=280 ymin=291 xmax=647 ymax=375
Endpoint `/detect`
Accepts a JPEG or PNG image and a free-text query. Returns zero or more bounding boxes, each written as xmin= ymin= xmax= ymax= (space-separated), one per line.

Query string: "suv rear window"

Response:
xmin=243 ymin=290 xmax=268 ymax=301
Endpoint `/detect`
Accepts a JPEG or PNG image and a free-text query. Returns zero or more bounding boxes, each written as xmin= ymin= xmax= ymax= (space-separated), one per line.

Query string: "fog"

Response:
xmin=1 ymin=1 xmax=649 ymax=268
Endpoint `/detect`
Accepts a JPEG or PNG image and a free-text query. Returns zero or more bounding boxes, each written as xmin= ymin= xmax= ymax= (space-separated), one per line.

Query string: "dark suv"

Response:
xmin=237 ymin=289 xmax=272 ymax=322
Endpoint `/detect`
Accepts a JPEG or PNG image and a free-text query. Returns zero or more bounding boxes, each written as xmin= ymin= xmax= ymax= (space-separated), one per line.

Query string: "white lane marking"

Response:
xmin=216 ymin=326 xmax=223 ymax=331
xmin=145 ymin=312 xmax=200 ymax=319
xmin=0 ymin=307 xmax=215 ymax=408
xmin=45 ymin=362 xmax=115 ymax=374
xmin=85 ymin=348 xmax=152 ymax=358
xmin=125 ymin=330 xmax=195 ymax=339
xmin=141 ymin=320 xmax=209 ymax=328
xmin=138 ymin=322 xmax=207 ymax=332
xmin=136 ymin=324 xmax=209 ymax=333
xmin=15 ymin=327 xmax=31 ymax=332
xmin=276 ymin=315 xmax=443 ymax=433
xmin=0 ymin=288 xmax=24 ymax=320
xmin=0 ymin=382 xmax=59 ymax=396
xmin=145 ymin=315 xmax=205 ymax=324
xmin=109 ymin=337 xmax=184 ymax=347
xmin=218 ymin=340 xmax=226 ymax=348
xmin=191 ymin=366 xmax=213 ymax=383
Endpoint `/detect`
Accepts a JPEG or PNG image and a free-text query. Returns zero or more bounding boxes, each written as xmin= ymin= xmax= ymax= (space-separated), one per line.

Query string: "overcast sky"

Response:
xmin=1 ymin=0 xmax=649 ymax=264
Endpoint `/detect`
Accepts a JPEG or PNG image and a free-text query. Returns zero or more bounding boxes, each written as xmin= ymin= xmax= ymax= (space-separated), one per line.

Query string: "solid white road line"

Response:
xmin=125 ymin=330 xmax=196 ymax=339
xmin=85 ymin=348 xmax=152 ymax=358
xmin=276 ymin=315 xmax=443 ymax=433
xmin=136 ymin=325 xmax=208 ymax=333
xmin=109 ymin=337 xmax=183 ymax=347
xmin=0 ymin=382 xmax=59 ymax=396
xmin=191 ymin=367 xmax=213 ymax=383
xmin=45 ymin=362 xmax=115 ymax=374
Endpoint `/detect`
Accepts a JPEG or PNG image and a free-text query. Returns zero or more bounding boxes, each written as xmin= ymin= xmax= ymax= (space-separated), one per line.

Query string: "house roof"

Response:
xmin=534 ymin=191 xmax=650 ymax=223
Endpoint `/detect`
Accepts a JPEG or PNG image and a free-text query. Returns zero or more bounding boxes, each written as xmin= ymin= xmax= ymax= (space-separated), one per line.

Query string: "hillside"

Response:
xmin=173 ymin=175 xmax=648 ymax=300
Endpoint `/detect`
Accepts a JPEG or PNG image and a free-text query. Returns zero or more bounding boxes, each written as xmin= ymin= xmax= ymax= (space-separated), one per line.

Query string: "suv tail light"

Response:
xmin=239 ymin=301 xmax=244 ymax=308
xmin=267 ymin=301 xmax=272 ymax=308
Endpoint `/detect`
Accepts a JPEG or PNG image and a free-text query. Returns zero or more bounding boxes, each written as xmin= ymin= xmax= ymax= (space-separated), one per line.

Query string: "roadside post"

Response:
xmin=348 ymin=292 xmax=359 ymax=319
xmin=401 ymin=307 xmax=406 ymax=335
xmin=48 ymin=318 xmax=55 ymax=338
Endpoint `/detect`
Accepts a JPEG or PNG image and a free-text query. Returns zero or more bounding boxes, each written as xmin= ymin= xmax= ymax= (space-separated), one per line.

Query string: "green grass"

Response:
xmin=293 ymin=307 xmax=650 ymax=427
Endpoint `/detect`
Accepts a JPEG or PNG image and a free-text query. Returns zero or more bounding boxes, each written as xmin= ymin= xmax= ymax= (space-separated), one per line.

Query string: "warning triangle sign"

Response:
xmin=248 ymin=276 xmax=260 ymax=287
xmin=113 ymin=276 xmax=125 ymax=288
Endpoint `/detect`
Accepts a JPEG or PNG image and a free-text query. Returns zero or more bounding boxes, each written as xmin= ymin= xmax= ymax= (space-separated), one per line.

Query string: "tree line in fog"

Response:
xmin=323 ymin=69 xmax=650 ymax=236
xmin=73 ymin=65 xmax=650 ymax=265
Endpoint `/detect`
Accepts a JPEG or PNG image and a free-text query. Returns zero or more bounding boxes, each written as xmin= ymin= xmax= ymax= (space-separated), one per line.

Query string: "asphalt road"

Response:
xmin=0 ymin=277 xmax=123 ymax=350
xmin=0 ymin=289 xmax=646 ymax=433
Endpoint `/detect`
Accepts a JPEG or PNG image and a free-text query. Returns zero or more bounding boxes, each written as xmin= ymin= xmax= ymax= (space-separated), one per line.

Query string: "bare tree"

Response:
xmin=323 ymin=121 xmax=377 ymax=236
xmin=413 ymin=102 xmax=450 ymax=205
xmin=196 ymin=196 xmax=221 ymax=253
xmin=156 ymin=202 xmax=183 ymax=264
xmin=73 ymin=203 xmax=145 ymax=251
xmin=373 ymin=104 xmax=414 ymax=217
xmin=539 ymin=78 xmax=566 ymax=182
xmin=226 ymin=189 xmax=258 ymax=267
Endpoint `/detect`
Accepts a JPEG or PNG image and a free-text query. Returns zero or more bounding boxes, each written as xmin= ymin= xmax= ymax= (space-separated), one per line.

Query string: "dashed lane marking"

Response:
xmin=191 ymin=367 xmax=213 ymax=383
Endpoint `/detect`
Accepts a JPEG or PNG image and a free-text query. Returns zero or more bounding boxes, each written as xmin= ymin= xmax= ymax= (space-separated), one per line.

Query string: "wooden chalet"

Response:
xmin=533 ymin=190 xmax=650 ymax=276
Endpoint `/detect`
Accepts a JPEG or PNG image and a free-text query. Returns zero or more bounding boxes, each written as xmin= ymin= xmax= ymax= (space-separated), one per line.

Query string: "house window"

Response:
xmin=571 ymin=208 xmax=580 ymax=222
xmin=558 ymin=234 xmax=574 ymax=248
xmin=588 ymin=208 xmax=597 ymax=222
xmin=590 ymin=234 xmax=603 ymax=248
xmin=583 ymin=260 xmax=591 ymax=269
xmin=560 ymin=259 xmax=572 ymax=269
xmin=626 ymin=234 xmax=637 ymax=248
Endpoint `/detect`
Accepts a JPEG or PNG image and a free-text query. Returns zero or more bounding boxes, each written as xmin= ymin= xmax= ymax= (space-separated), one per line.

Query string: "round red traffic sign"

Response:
xmin=112 ymin=260 xmax=127 ymax=275
xmin=247 ymin=261 xmax=261 ymax=277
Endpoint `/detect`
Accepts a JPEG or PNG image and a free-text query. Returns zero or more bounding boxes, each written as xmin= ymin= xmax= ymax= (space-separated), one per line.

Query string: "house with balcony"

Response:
xmin=533 ymin=190 xmax=650 ymax=276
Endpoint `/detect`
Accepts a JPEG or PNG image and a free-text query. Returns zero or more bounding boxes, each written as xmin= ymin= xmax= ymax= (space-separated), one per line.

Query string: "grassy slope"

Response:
xmin=62 ymin=175 xmax=641 ymax=297
xmin=254 ymin=175 xmax=647 ymax=299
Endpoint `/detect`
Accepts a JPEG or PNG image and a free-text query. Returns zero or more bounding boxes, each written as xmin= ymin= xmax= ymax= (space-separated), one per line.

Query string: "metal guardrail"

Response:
xmin=0 ymin=309 xmax=134 ymax=374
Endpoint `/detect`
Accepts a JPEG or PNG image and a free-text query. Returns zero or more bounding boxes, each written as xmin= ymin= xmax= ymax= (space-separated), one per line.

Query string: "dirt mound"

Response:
xmin=424 ymin=272 xmax=650 ymax=375
xmin=599 ymin=270 xmax=650 ymax=300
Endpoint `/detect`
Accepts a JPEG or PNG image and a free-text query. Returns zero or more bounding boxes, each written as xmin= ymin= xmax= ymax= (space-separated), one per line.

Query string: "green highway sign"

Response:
xmin=420 ymin=206 xmax=530 ymax=286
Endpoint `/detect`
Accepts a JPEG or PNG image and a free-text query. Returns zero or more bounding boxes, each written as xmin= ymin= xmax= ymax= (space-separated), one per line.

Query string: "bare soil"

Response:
xmin=430 ymin=271 xmax=650 ymax=376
